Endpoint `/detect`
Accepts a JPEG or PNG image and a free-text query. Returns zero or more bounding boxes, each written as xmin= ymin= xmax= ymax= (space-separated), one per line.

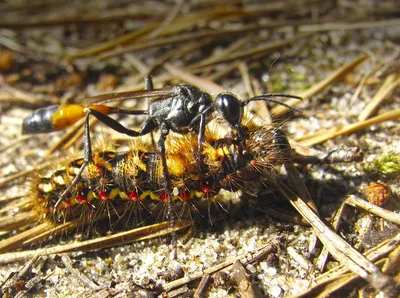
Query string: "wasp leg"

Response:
xmin=188 ymin=109 xmax=210 ymax=168
xmin=145 ymin=76 xmax=154 ymax=89
xmin=195 ymin=113 xmax=206 ymax=162
xmin=70 ymin=108 xmax=177 ymax=256
xmin=144 ymin=76 xmax=157 ymax=151
xmin=158 ymin=122 xmax=177 ymax=259
xmin=52 ymin=109 xmax=156 ymax=222
xmin=53 ymin=113 xmax=93 ymax=222
xmin=145 ymin=76 xmax=177 ymax=249
xmin=88 ymin=108 xmax=158 ymax=137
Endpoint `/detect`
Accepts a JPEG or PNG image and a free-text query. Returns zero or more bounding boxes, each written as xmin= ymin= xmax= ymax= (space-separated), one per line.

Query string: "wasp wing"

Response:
xmin=81 ymin=88 xmax=176 ymax=105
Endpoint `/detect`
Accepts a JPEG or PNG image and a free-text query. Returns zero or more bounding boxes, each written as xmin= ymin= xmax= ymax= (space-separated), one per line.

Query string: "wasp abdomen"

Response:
xmin=22 ymin=105 xmax=60 ymax=134
xmin=22 ymin=104 xmax=112 ymax=134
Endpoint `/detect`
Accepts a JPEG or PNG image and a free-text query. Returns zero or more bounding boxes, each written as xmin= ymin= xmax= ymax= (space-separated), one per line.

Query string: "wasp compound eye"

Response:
xmin=215 ymin=93 xmax=243 ymax=127
xmin=22 ymin=105 xmax=60 ymax=134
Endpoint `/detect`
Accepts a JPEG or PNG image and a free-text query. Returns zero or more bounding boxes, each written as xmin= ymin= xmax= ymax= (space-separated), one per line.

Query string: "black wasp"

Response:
xmin=22 ymin=77 xmax=301 ymax=221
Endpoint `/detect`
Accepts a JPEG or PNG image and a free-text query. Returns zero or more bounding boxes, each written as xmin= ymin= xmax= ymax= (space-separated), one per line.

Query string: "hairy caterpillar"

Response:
xmin=26 ymin=122 xmax=290 ymax=228
xmin=0 ymin=121 xmax=290 ymax=242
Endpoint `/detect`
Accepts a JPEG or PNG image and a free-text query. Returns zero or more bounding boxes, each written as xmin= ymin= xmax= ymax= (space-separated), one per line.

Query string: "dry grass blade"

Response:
xmin=272 ymin=55 xmax=369 ymax=117
xmin=1 ymin=204 xmax=129 ymax=252
xmin=0 ymin=196 xmax=191 ymax=254
xmin=0 ymin=211 xmax=35 ymax=230
xmin=189 ymin=33 xmax=311 ymax=70
xmin=151 ymin=5 xmax=244 ymax=36
xmin=100 ymin=29 xmax=235 ymax=60
xmin=238 ymin=61 xmax=256 ymax=97
xmin=299 ymin=19 xmax=400 ymax=33
xmin=0 ymin=159 xmax=57 ymax=189
xmin=45 ymin=118 xmax=86 ymax=156
xmin=148 ymin=0 xmax=184 ymax=39
xmin=0 ymin=7 xmax=164 ymax=28
xmin=188 ymin=35 xmax=254 ymax=71
xmin=283 ymin=163 xmax=318 ymax=214
xmin=0 ymin=135 xmax=31 ymax=153
xmin=382 ymin=242 xmax=400 ymax=275
xmin=0 ymin=212 xmax=115 ymax=254
xmin=0 ymin=195 xmax=24 ymax=205
xmin=279 ymin=166 xmax=395 ymax=294
xmin=0 ymin=200 xmax=45 ymax=218
xmin=164 ymin=63 xmax=224 ymax=95
xmin=147 ymin=39 xmax=213 ymax=75
xmin=257 ymin=206 xmax=309 ymax=225
xmin=315 ymin=234 xmax=400 ymax=285
xmin=0 ymin=222 xmax=54 ymax=254
xmin=0 ymin=76 xmax=39 ymax=104
xmin=0 ymin=221 xmax=191 ymax=265
xmin=358 ymin=73 xmax=400 ymax=121
xmin=287 ymin=247 xmax=314 ymax=271
xmin=315 ymin=203 xmax=346 ymax=271
xmin=303 ymin=260 xmax=387 ymax=298
xmin=297 ymin=109 xmax=400 ymax=146
xmin=68 ymin=5 xmax=244 ymax=60
xmin=66 ymin=22 xmax=160 ymax=60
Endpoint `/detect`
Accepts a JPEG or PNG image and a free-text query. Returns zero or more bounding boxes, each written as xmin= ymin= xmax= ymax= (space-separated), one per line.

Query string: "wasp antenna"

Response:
xmin=242 ymin=94 xmax=303 ymax=114
xmin=250 ymin=93 xmax=302 ymax=100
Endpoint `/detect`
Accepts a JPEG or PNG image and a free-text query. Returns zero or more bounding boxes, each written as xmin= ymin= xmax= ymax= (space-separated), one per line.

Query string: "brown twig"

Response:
xmin=344 ymin=195 xmax=400 ymax=225
xmin=162 ymin=237 xmax=281 ymax=292
xmin=231 ymin=261 xmax=264 ymax=298
xmin=193 ymin=274 xmax=211 ymax=298
xmin=278 ymin=176 xmax=395 ymax=294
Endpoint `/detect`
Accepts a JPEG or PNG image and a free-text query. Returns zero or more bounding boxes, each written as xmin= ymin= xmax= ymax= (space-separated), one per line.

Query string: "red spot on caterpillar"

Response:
xmin=201 ymin=185 xmax=210 ymax=194
xmin=76 ymin=194 xmax=87 ymax=204
xmin=160 ymin=193 xmax=168 ymax=203
xmin=98 ymin=191 xmax=109 ymax=201
xmin=62 ymin=200 xmax=72 ymax=208
xmin=180 ymin=191 xmax=189 ymax=201
xmin=128 ymin=191 xmax=140 ymax=201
